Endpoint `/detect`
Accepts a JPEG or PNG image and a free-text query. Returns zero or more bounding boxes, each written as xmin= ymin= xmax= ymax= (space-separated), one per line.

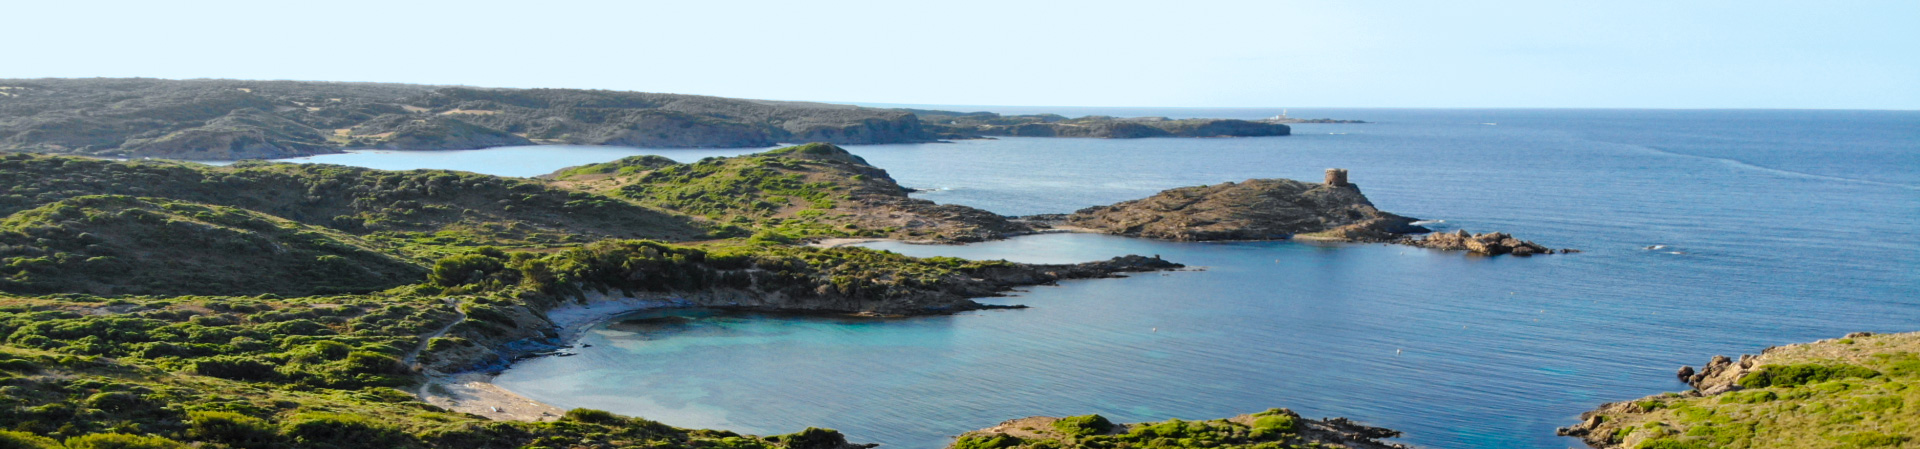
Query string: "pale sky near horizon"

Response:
xmin=4 ymin=1 xmax=1916 ymax=109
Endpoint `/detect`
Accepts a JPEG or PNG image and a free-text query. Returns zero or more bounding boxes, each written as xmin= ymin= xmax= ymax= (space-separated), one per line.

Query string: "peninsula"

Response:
xmin=0 ymin=78 xmax=1294 ymax=160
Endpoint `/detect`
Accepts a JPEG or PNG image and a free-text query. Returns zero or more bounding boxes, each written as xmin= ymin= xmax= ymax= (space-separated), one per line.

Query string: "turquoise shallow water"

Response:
xmin=304 ymin=109 xmax=1918 ymax=449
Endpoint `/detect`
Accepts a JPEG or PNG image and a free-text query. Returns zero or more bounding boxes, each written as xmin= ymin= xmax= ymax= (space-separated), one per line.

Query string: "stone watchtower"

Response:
xmin=1325 ymin=168 xmax=1350 ymax=187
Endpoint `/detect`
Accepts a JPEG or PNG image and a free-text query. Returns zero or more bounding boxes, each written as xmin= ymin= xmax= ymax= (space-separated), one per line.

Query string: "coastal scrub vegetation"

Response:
xmin=0 ymin=78 xmax=940 ymax=159
xmin=1579 ymin=333 xmax=1920 ymax=449
xmin=547 ymin=142 xmax=1027 ymax=242
xmin=0 ymin=142 xmax=1192 ymax=447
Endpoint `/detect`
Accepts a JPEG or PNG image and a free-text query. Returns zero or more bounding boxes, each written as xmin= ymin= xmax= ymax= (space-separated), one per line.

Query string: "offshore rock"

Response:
xmin=1062 ymin=178 xmax=1425 ymax=241
xmin=1399 ymin=230 xmax=1561 ymax=256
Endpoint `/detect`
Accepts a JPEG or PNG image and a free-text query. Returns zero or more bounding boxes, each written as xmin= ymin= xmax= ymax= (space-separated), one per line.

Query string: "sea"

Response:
xmin=272 ymin=108 xmax=1920 ymax=448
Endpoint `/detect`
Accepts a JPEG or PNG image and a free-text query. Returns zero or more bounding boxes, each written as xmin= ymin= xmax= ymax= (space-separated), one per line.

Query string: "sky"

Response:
xmin=3 ymin=0 xmax=1916 ymax=109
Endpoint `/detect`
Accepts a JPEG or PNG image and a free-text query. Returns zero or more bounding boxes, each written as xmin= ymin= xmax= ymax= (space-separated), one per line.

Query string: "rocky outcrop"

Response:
xmin=1556 ymin=331 xmax=1908 ymax=448
xmin=1398 ymin=230 xmax=1568 ymax=256
xmin=1059 ymin=178 xmax=1426 ymax=241
xmin=948 ymin=409 xmax=1410 ymax=449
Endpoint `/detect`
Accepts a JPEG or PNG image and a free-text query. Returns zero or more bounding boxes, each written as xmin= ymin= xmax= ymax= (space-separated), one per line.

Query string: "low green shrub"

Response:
xmin=62 ymin=433 xmax=188 ymax=449
xmin=951 ymin=435 xmax=1022 ymax=449
xmin=186 ymin=411 xmax=277 ymax=448
xmin=561 ymin=408 xmax=621 ymax=425
xmin=1052 ymin=414 xmax=1113 ymax=436
xmin=0 ymin=430 xmax=63 ymax=449
xmin=1739 ymin=364 xmax=1881 ymax=388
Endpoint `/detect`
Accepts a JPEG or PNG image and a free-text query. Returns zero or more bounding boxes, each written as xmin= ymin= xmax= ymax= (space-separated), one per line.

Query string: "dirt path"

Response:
xmin=402 ymin=298 xmax=464 ymax=369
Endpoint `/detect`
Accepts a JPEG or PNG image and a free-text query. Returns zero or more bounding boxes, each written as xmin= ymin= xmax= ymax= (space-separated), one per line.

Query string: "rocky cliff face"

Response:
xmin=1060 ymin=178 xmax=1426 ymax=241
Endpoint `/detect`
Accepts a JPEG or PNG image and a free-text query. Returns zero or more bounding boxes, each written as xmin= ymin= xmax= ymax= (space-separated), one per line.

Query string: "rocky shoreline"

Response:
xmin=1003 ymin=171 xmax=1567 ymax=256
xmin=418 ymin=254 xmax=1185 ymax=374
xmin=413 ymin=254 xmax=1185 ymax=423
xmin=1395 ymin=230 xmax=1575 ymax=256
xmin=949 ymin=410 xmax=1411 ymax=449
xmin=1556 ymin=331 xmax=1910 ymax=449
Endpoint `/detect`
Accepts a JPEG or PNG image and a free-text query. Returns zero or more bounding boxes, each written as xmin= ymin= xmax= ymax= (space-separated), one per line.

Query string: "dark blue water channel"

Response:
xmin=345 ymin=109 xmax=1919 ymax=449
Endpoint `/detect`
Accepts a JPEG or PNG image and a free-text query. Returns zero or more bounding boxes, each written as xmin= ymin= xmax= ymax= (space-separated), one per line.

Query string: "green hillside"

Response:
xmin=0 ymin=196 xmax=424 ymax=296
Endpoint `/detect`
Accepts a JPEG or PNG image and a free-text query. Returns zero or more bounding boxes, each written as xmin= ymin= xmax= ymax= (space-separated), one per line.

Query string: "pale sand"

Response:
xmin=809 ymin=237 xmax=891 ymax=248
xmin=419 ymin=293 xmax=687 ymax=421
xmin=421 ymin=372 xmax=565 ymax=421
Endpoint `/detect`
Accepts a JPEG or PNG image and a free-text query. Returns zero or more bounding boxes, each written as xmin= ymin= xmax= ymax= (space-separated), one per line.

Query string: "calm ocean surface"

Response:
xmin=283 ymin=109 xmax=1919 ymax=448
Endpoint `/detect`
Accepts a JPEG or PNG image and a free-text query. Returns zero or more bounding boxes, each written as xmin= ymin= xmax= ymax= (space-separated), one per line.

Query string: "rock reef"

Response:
xmin=1398 ymin=230 xmax=1568 ymax=256
xmin=947 ymin=409 xmax=1410 ymax=449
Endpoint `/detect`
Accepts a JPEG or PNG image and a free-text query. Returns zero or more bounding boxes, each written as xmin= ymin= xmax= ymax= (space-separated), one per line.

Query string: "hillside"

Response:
xmin=0 ymin=195 xmax=424 ymax=296
xmin=0 ymin=79 xmax=1302 ymax=160
xmin=0 ymin=79 xmax=933 ymax=159
xmin=0 ymin=153 xmax=706 ymax=261
xmin=915 ymin=110 xmax=1291 ymax=138
xmin=1559 ymin=332 xmax=1919 ymax=449
xmin=0 ymin=294 xmax=874 ymax=449
xmin=546 ymin=143 xmax=1032 ymax=242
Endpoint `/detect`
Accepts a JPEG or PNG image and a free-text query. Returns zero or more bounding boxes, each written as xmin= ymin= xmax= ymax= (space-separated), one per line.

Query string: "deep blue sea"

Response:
xmin=278 ymin=109 xmax=1920 ymax=448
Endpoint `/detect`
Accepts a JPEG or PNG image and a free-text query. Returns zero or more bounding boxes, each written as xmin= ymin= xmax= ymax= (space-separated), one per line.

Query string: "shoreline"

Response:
xmin=420 ymin=293 xmax=690 ymax=422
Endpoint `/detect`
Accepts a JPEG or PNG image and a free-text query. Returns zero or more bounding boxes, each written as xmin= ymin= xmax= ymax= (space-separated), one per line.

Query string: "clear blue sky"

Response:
xmin=5 ymin=0 xmax=1915 ymax=109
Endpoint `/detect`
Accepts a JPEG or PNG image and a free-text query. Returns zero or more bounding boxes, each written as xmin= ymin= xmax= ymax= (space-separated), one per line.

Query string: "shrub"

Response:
xmin=82 ymin=392 xmax=148 ymax=413
xmin=1739 ymin=364 xmax=1881 ymax=388
xmin=63 ymin=433 xmax=188 ymax=449
xmin=1833 ymin=431 xmax=1910 ymax=447
xmin=1251 ymin=413 xmax=1297 ymax=433
xmin=430 ymin=254 xmax=506 ymax=287
xmin=0 ymin=430 xmax=63 ymax=449
xmin=280 ymin=413 xmax=412 ymax=449
xmin=186 ymin=411 xmax=277 ymax=448
xmin=189 ymin=356 xmax=280 ymax=381
xmin=767 ymin=428 xmax=847 ymax=449
xmin=561 ymin=408 xmax=621 ymax=424
xmin=1052 ymin=414 xmax=1113 ymax=436
xmin=951 ymin=435 xmax=1022 ymax=449
xmin=1635 ymin=438 xmax=1711 ymax=449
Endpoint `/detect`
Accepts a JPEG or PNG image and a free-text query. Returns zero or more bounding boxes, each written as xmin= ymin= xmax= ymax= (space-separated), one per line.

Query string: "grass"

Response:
xmin=1585 ymin=332 xmax=1920 ymax=449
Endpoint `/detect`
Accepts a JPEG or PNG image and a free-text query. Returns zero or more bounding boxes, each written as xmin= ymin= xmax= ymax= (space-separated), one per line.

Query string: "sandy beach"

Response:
xmin=417 ymin=293 xmax=690 ymax=422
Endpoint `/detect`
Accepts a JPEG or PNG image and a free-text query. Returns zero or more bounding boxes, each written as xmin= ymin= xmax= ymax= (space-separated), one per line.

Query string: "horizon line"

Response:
xmin=4 ymin=76 xmax=1915 ymax=112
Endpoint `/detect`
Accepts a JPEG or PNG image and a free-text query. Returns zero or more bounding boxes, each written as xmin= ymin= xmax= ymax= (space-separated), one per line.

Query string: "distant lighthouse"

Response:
xmin=1325 ymin=168 xmax=1350 ymax=187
